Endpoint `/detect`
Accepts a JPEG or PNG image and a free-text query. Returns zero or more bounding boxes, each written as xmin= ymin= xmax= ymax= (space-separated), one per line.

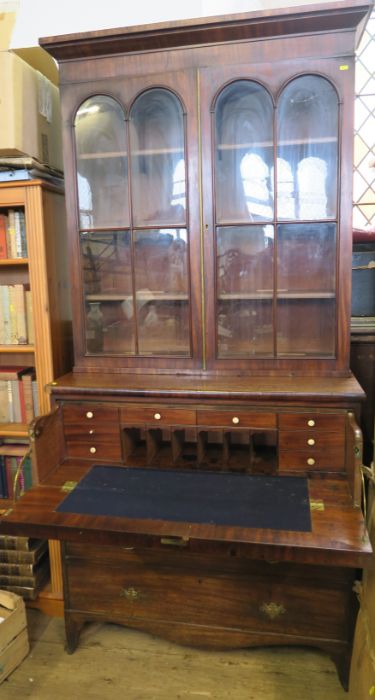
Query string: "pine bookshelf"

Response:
xmin=0 ymin=179 xmax=72 ymax=615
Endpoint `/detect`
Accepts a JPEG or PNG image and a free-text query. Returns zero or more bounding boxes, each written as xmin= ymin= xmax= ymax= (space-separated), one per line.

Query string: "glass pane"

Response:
xmin=277 ymin=300 xmax=335 ymax=357
xmin=217 ymin=225 xmax=274 ymax=295
xmin=217 ymin=299 xmax=273 ymax=358
xmin=276 ymin=222 xmax=336 ymax=357
xmin=277 ymin=223 xmax=336 ymax=293
xmin=277 ymin=76 xmax=339 ymax=220
xmin=80 ymin=230 xmax=135 ymax=355
xmin=215 ymin=81 xmax=274 ymax=223
xmin=130 ymin=89 xmax=186 ymax=227
xmin=134 ymin=229 xmax=190 ymax=356
xmin=75 ymin=96 xmax=128 ymax=229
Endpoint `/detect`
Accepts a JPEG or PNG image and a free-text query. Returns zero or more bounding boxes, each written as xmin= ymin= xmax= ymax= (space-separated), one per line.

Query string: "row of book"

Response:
xmin=0 ymin=284 xmax=34 ymax=345
xmin=0 ymin=442 xmax=32 ymax=499
xmin=0 ymin=367 xmax=39 ymax=424
xmin=0 ymin=536 xmax=49 ymax=600
xmin=0 ymin=209 xmax=27 ymax=259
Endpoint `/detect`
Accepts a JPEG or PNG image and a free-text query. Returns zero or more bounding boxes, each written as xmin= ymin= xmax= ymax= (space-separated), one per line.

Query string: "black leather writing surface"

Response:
xmin=56 ymin=465 xmax=311 ymax=532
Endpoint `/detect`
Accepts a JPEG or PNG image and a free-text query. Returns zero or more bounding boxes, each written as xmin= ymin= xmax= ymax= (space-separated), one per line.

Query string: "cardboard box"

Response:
xmin=0 ymin=589 xmax=29 ymax=684
xmin=0 ymin=51 xmax=63 ymax=171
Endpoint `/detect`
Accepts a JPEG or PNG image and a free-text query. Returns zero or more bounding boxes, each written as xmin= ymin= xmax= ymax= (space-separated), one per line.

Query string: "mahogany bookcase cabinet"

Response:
xmin=0 ymin=1 xmax=373 ymax=689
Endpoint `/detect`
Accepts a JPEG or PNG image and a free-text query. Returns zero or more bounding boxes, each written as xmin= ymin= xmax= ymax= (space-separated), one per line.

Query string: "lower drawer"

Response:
xmin=279 ymin=449 xmax=344 ymax=471
xmin=64 ymin=546 xmax=353 ymax=641
xmin=65 ymin=441 xmax=122 ymax=461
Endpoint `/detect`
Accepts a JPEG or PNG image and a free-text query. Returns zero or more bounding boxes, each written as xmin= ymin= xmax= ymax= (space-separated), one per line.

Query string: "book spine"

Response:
xmin=0 ymin=535 xmax=32 ymax=551
xmin=6 ymin=209 xmax=16 ymax=259
xmin=25 ymin=290 xmax=34 ymax=345
xmin=0 ymin=561 xmax=34 ymax=575
xmin=1 ymin=285 xmax=11 ymax=344
xmin=0 ymin=213 xmax=8 ymax=259
xmin=18 ymin=380 xmax=27 ymax=423
xmin=19 ymin=211 xmax=27 ymax=258
xmin=0 ymin=455 xmax=8 ymax=498
xmin=10 ymin=380 xmax=21 ymax=422
xmin=14 ymin=211 xmax=23 ymax=258
xmin=32 ymin=380 xmax=39 ymax=416
xmin=14 ymin=284 xmax=27 ymax=345
xmin=8 ymin=285 xmax=18 ymax=344
xmin=0 ymin=381 xmax=9 ymax=422
xmin=23 ymin=455 xmax=33 ymax=491
xmin=21 ymin=374 xmax=35 ymax=423
xmin=7 ymin=380 xmax=14 ymax=422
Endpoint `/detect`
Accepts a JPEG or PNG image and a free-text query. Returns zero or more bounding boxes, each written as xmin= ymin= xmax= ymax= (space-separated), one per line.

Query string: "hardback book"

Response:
xmin=0 ymin=285 xmax=10 ymax=344
xmin=25 ymin=290 xmax=34 ymax=345
xmin=21 ymin=370 xmax=36 ymax=423
xmin=0 ymin=213 xmax=8 ymax=258
xmin=0 ymin=380 xmax=9 ymax=422
xmin=6 ymin=209 xmax=16 ymax=258
xmin=0 ymin=366 xmax=34 ymax=381
xmin=8 ymin=286 xmax=17 ymax=345
xmin=14 ymin=284 xmax=27 ymax=344
xmin=0 ymin=552 xmax=48 ymax=576
xmin=0 ymin=540 xmax=47 ymax=564
xmin=0 ymin=535 xmax=39 ymax=551
xmin=0 ymin=559 xmax=49 ymax=588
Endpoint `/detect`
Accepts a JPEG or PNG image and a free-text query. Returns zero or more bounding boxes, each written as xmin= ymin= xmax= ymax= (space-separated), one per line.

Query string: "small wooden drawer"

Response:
xmin=120 ymin=406 xmax=196 ymax=426
xmin=278 ymin=413 xmax=345 ymax=432
xmin=278 ymin=431 xmax=345 ymax=452
xmin=65 ymin=441 xmax=122 ymax=461
xmin=196 ymin=410 xmax=276 ymax=429
xmin=279 ymin=449 xmax=344 ymax=472
xmin=63 ymin=404 xmax=120 ymax=427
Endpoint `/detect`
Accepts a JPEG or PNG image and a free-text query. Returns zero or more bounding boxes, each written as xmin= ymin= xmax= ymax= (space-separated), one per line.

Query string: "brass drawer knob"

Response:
xmin=260 ymin=602 xmax=286 ymax=620
xmin=120 ymin=587 xmax=140 ymax=602
xmin=307 ymin=457 xmax=315 ymax=466
xmin=86 ymin=411 xmax=94 ymax=419
xmin=307 ymin=419 xmax=315 ymax=427
xmin=232 ymin=416 xmax=240 ymax=425
xmin=307 ymin=438 xmax=315 ymax=446
xmin=154 ymin=413 xmax=161 ymax=420
xmin=89 ymin=446 xmax=97 ymax=454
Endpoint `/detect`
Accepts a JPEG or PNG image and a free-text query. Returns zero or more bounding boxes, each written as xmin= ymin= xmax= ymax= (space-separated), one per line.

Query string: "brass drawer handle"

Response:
xmin=154 ymin=413 xmax=161 ymax=420
xmin=120 ymin=587 xmax=141 ymax=602
xmin=89 ymin=446 xmax=97 ymax=454
xmin=260 ymin=602 xmax=286 ymax=620
xmin=161 ymin=536 xmax=189 ymax=547
xmin=307 ymin=438 xmax=315 ymax=446
xmin=307 ymin=457 xmax=315 ymax=466
xmin=232 ymin=416 xmax=240 ymax=425
xmin=86 ymin=411 xmax=94 ymax=419
xmin=307 ymin=419 xmax=315 ymax=427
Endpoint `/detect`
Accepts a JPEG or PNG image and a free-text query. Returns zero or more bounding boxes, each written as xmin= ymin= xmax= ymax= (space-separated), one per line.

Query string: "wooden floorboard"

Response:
xmin=1 ymin=609 xmax=347 ymax=699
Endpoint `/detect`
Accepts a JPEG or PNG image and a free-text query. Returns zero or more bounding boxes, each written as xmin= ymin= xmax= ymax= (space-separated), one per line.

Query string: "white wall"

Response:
xmin=8 ymin=0 xmax=338 ymax=48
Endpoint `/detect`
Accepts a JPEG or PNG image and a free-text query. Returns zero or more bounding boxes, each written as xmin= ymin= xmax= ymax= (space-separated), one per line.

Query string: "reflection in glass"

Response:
xmin=277 ymin=223 xmax=336 ymax=292
xmin=80 ymin=230 xmax=135 ymax=355
xmin=130 ymin=89 xmax=186 ymax=226
xmin=75 ymin=96 xmax=128 ymax=229
xmin=276 ymin=222 xmax=336 ymax=357
xmin=134 ymin=229 xmax=190 ymax=356
xmin=277 ymin=299 xmax=335 ymax=357
xmin=277 ymin=76 xmax=339 ymax=220
xmin=217 ymin=300 xmax=273 ymax=358
xmin=217 ymin=225 xmax=274 ymax=295
xmin=215 ymin=81 xmax=274 ymax=223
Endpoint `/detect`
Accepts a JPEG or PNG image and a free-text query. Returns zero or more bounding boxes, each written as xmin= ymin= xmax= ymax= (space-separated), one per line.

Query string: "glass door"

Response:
xmin=73 ymin=72 xmax=201 ymax=366
xmin=201 ymin=69 xmax=340 ymax=367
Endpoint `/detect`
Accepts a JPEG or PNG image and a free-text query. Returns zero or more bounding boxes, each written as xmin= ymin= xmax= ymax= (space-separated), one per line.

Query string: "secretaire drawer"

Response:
xmin=63 ymin=404 xmax=120 ymax=427
xmin=196 ymin=411 xmax=276 ymax=429
xmin=65 ymin=441 xmax=122 ymax=461
xmin=279 ymin=431 xmax=345 ymax=451
xmin=120 ymin=406 xmax=196 ymax=426
xmin=279 ymin=449 xmax=344 ymax=472
xmin=278 ymin=413 xmax=346 ymax=432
